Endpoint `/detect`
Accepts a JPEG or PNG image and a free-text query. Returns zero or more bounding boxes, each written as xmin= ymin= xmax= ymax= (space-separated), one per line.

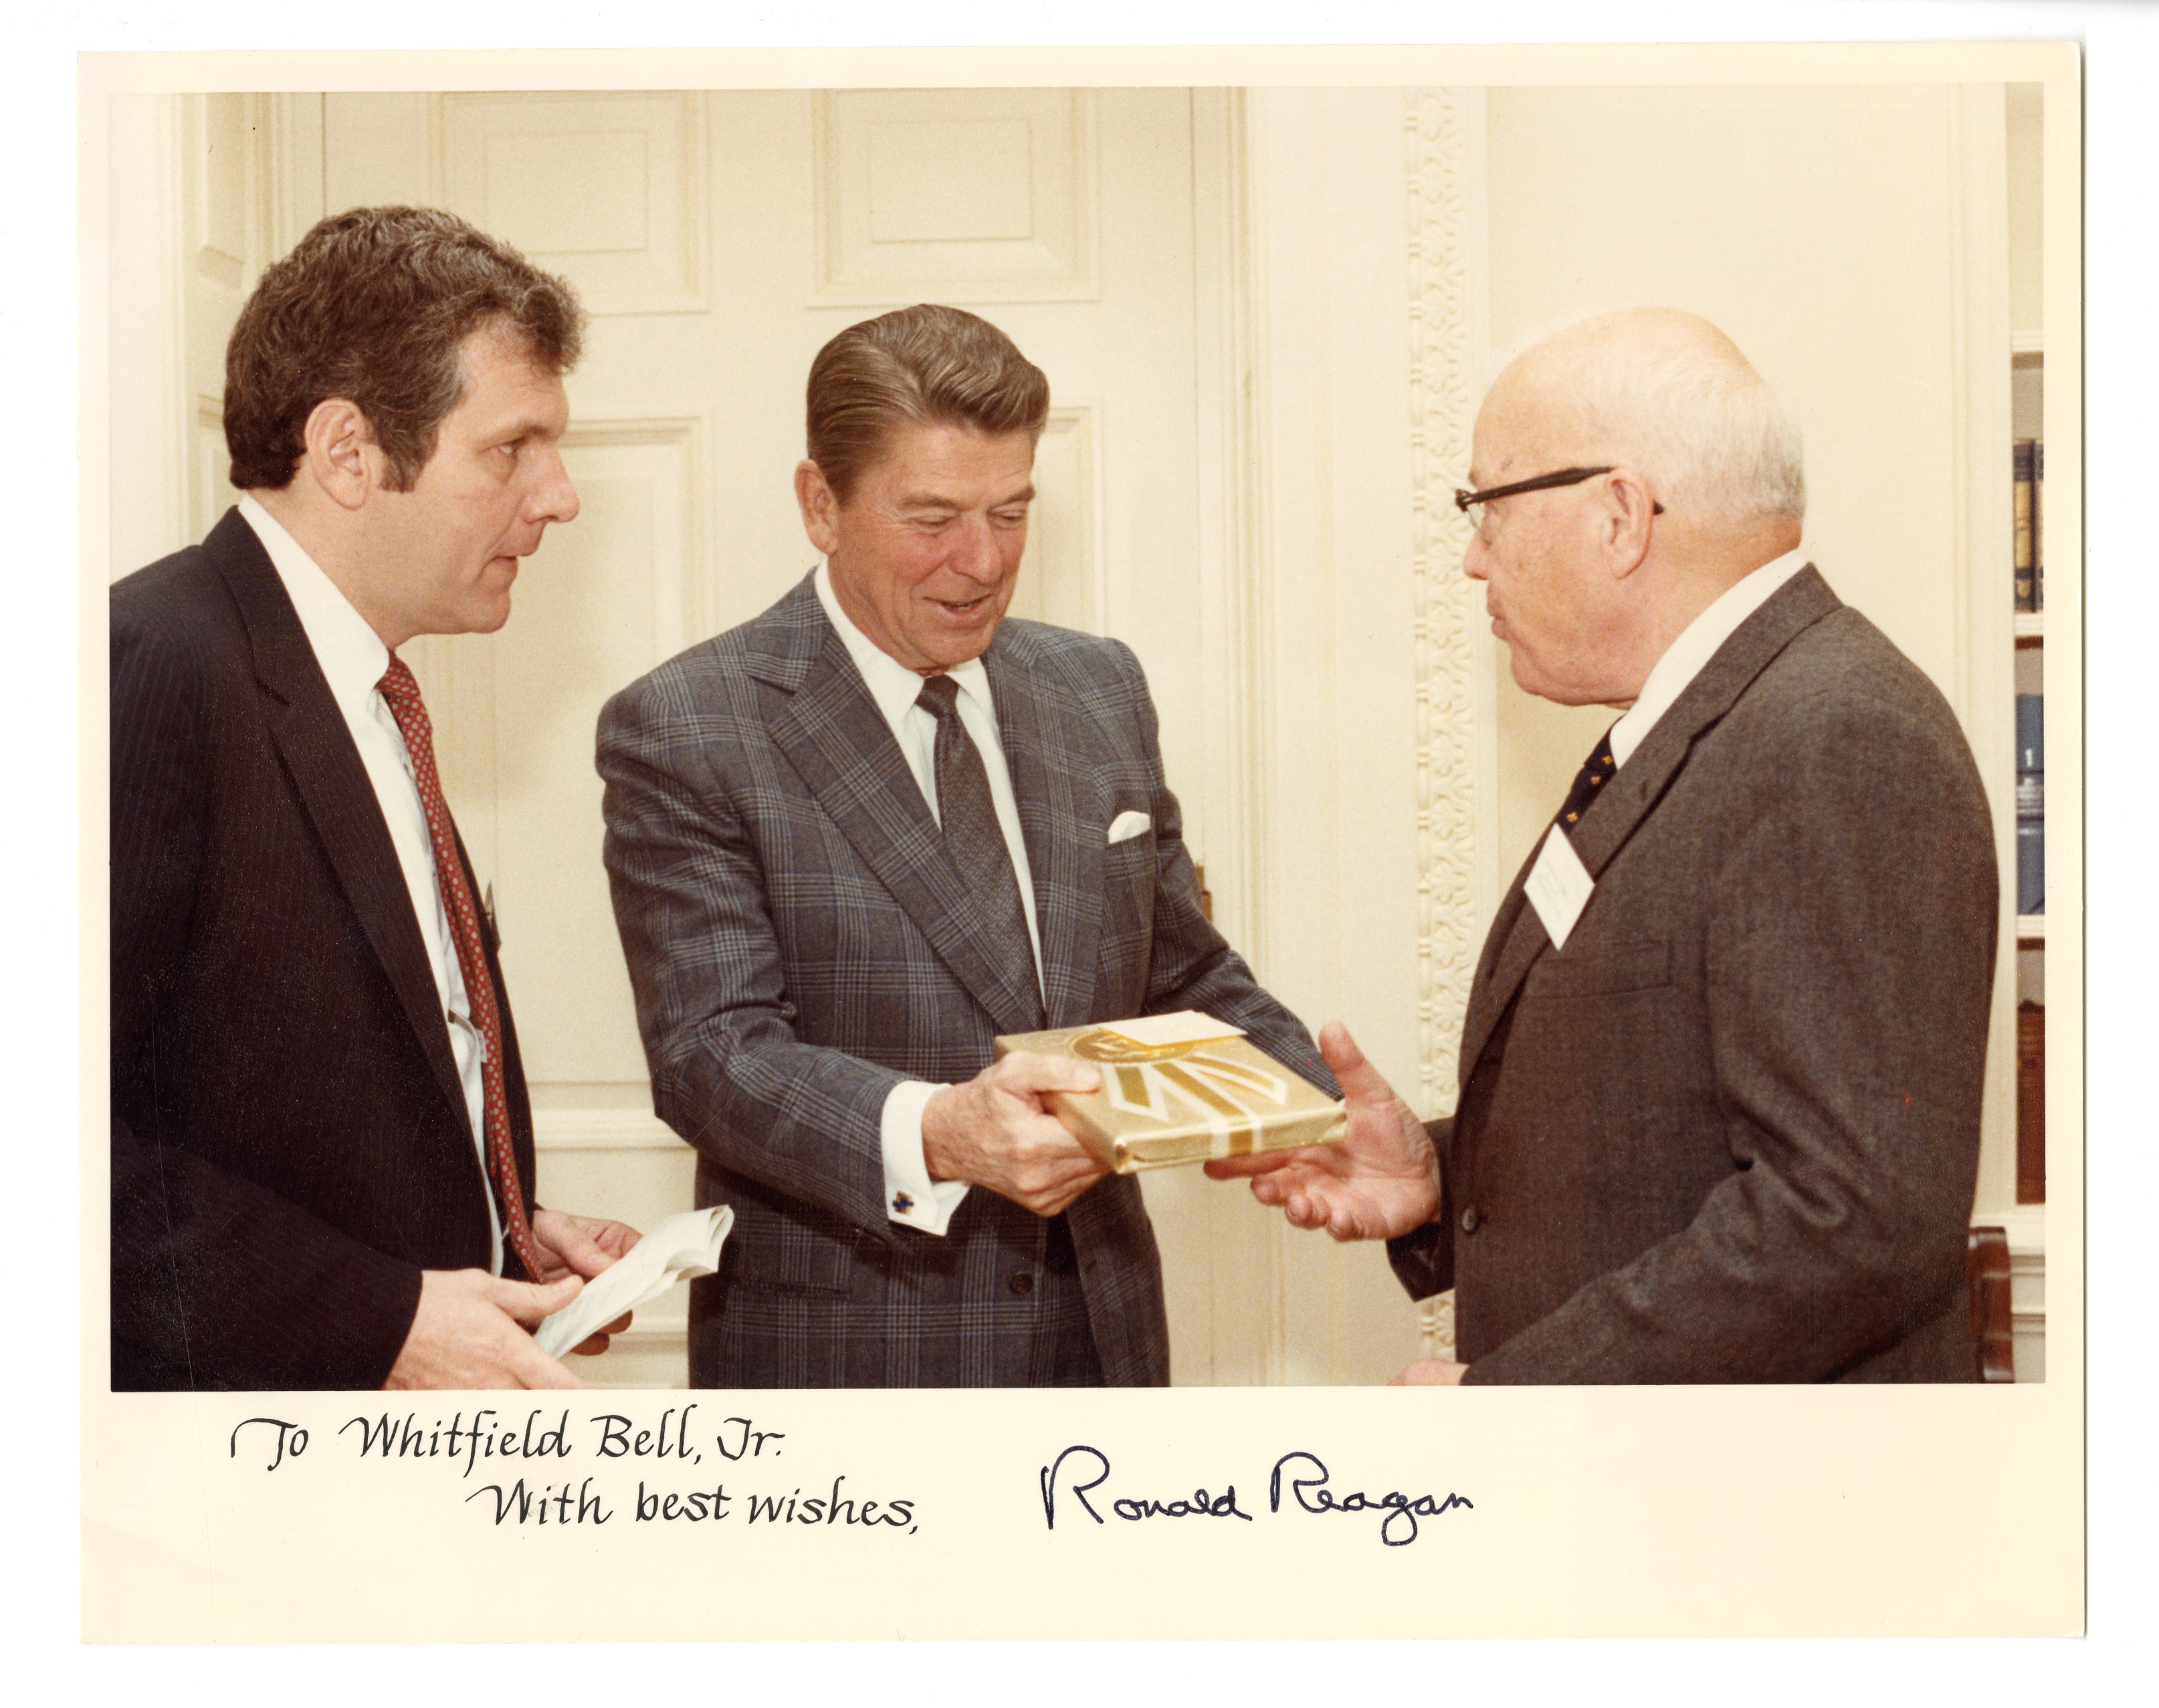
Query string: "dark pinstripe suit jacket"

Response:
xmin=598 ymin=574 xmax=1334 ymax=1387
xmin=110 ymin=508 xmax=536 ymax=1390
xmin=1389 ymin=568 xmax=1997 ymax=1382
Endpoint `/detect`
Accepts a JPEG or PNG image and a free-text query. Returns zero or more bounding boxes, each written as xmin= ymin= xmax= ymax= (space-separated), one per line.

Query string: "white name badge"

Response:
xmin=1525 ymin=825 xmax=1595 ymax=951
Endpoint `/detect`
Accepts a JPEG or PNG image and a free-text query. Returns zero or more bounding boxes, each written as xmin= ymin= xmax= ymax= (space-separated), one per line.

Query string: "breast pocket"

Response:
xmin=1521 ymin=936 xmax=1672 ymax=1000
xmin=1099 ymin=813 xmax=1157 ymax=926
xmin=1102 ymin=825 xmax=1156 ymax=879
xmin=1500 ymin=935 xmax=1683 ymax=1170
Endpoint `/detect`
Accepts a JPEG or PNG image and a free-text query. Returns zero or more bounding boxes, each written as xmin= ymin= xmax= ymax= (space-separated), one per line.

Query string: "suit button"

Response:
xmin=1460 ymin=1206 xmax=1481 ymax=1235
xmin=1009 ymin=1273 xmax=1035 ymax=1295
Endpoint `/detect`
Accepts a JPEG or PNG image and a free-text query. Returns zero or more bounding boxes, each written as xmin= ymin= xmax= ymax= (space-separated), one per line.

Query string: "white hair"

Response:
xmin=1487 ymin=309 xmax=1807 ymax=526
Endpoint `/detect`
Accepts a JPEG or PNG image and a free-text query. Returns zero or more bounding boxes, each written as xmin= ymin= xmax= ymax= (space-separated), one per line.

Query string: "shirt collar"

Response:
xmin=238 ymin=494 xmax=393 ymax=717
xmin=812 ymin=562 xmax=996 ymax=738
xmin=1607 ymin=545 xmax=1809 ymax=769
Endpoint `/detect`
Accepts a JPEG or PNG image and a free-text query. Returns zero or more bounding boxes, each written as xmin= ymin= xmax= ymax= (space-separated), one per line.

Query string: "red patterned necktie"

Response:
xmin=375 ymin=655 xmax=544 ymax=1279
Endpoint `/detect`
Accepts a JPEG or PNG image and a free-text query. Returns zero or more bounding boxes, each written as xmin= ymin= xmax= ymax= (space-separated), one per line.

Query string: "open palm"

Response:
xmin=1205 ymin=1022 xmax=1441 ymax=1241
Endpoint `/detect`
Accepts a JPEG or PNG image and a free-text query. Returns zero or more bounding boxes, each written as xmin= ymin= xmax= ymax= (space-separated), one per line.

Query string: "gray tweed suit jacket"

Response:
xmin=599 ymin=573 xmax=1334 ymax=1387
xmin=1389 ymin=566 xmax=1998 ymax=1382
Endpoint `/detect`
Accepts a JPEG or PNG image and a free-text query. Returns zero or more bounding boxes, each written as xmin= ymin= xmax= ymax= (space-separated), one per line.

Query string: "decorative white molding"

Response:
xmin=810 ymin=88 xmax=1100 ymax=306
xmin=1191 ymin=90 xmax=1273 ymax=977
xmin=585 ymin=1319 xmax=690 ymax=1389
xmin=437 ymin=92 xmax=710 ymax=316
xmin=1189 ymin=89 xmax=1287 ymax=1384
xmin=102 ymin=92 xmax=192 ymax=575
xmin=183 ymin=94 xmax=246 ymax=292
xmin=558 ymin=413 xmax=710 ymax=657
xmin=1007 ymin=405 xmax=1102 ymax=635
xmin=171 ymin=93 xmax=301 ymax=543
xmin=1404 ymin=90 xmax=1485 ymax=1117
xmin=533 ymin=1107 xmax=682 ymax=1154
xmin=264 ymin=94 xmax=325 ymax=255
xmin=609 ymin=1319 xmax=687 ymax=1344
xmin=189 ymin=392 xmax=226 ymax=546
xmin=1416 ymin=1291 xmax=1457 ymax=1363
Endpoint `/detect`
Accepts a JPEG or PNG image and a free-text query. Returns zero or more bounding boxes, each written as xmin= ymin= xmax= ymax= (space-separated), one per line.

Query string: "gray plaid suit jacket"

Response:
xmin=599 ymin=573 xmax=1334 ymax=1386
xmin=1389 ymin=567 xmax=1998 ymax=1382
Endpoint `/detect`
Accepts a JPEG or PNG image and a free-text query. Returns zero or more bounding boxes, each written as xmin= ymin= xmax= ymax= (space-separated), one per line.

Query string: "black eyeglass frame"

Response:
xmin=1452 ymin=464 xmax=1664 ymax=516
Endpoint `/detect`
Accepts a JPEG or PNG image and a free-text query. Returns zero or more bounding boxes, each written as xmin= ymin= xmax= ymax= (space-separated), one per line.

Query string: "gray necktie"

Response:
xmin=916 ymin=673 xmax=1044 ymax=1029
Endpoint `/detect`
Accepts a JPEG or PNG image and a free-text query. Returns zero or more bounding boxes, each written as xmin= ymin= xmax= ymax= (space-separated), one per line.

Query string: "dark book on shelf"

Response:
xmin=2017 ymin=1000 xmax=2045 ymax=1204
xmin=2016 ymin=693 xmax=2044 ymax=916
xmin=2012 ymin=438 xmax=2036 ymax=611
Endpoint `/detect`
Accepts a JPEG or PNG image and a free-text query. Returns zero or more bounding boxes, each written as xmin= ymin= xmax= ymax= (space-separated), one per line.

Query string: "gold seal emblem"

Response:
xmin=1069 ymin=1027 xmax=1211 ymax=1064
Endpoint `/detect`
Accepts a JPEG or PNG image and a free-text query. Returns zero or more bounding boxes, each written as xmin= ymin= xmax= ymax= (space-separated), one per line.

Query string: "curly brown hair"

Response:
xmin=223 ymin=205 xmax=585 ymax=493
xmin=805 ymin=304 xmax=1050 ymax=502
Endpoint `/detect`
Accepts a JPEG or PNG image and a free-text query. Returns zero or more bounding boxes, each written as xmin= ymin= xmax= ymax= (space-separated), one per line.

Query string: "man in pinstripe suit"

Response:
xmin=599 ymin=305 xmax=1336 ymax=1386
xmin=111 ymin=208 xmax=639 ymax=1390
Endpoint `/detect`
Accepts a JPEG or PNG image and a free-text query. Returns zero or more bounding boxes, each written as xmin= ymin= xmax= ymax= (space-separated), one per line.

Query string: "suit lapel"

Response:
xmin=762 ymin=581 xmax=1047 ymax=1033
xmin=207 ymin=509 xmax=471 ymax=1130
xmin=1457 ymin=566 xmax=1844 ymax=1075
xmin=986 ymin=631 xmax=1108 ymax=1028
xmin=1456 ymin=861 xmax=1544 ymax=1075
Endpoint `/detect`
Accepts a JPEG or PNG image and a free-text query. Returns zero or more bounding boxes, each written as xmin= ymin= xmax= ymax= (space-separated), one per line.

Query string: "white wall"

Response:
xmin=1224 ymin=88 xmax=1436 ymax=1380
xmin=1486 ymin=86 xmax=1977 ymax=861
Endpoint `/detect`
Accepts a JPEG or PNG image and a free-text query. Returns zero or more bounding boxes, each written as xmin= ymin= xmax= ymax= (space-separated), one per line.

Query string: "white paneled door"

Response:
xmin=317 ymin=90 xmax=1271 ymax=1385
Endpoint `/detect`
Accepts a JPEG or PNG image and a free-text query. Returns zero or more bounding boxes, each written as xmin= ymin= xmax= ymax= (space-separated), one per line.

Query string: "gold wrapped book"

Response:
xmin=993 ymin=1010 xmax=1346 ymax=1174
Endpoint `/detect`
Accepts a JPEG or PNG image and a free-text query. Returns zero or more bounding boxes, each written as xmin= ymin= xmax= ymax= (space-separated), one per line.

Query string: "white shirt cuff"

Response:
xmin=880 ymin=1079 xmax=969 ymax=1235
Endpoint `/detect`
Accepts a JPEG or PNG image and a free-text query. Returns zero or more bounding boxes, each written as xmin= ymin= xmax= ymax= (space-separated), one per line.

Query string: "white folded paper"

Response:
xmin=534 ymin=1205 xmax=734 ymax=1361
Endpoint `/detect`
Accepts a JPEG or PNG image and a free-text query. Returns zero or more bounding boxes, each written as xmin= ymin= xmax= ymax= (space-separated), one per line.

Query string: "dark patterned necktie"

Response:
xmin=1555 ymin=724 xmax=1619 ymax=833
xmin=916 ymin=673 xmax=1045 ymax=1028
xmin=376 ymin=655 xmax=544 ymax=1279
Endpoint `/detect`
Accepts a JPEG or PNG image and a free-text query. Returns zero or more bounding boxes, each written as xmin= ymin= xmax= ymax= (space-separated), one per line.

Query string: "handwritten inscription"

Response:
xmin=230 ymin=1416 xmax=309 ymax=1471
xmin=466 ymin=1476 xmax=609 ymax=1525
xmin=223 ymin=1408 xmax=920 ymax=1537
xmin=223 ymin=1406 xmax=1466 ymax=1552
xmin=339 ymin=1407 xmax=575 ymax=1476
xmin=1042 ymin=1445 xmax=1471 ymax=1545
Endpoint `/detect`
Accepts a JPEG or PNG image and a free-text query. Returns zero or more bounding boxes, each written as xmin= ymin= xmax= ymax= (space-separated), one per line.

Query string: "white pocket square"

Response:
xmin=1106 ymin=810 xmax=1152 ymax=845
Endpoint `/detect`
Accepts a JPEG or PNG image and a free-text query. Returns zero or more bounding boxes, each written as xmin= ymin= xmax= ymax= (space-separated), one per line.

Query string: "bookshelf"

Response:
xmin=1998 ymin=74 xmax=2047 ymax=1239
xmin=2009 ymin=332 xmax=2043 ymax=1204
xmin=1953 ymin=80 xmax=2049 ymax=1378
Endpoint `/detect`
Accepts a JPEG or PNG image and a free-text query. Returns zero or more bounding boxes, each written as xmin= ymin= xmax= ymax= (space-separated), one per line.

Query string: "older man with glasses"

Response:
xmin=1211 ymin=306 xmax=1999 ymax=1386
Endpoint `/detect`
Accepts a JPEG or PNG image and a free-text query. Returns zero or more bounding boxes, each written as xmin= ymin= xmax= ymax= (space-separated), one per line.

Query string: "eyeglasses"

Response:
xmin=1453 ymin=465 xmax=1664 ymax=516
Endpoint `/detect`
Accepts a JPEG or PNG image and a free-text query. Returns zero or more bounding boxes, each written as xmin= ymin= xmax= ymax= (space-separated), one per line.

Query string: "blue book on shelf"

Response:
xmin=2016 ymin=693 xmax=2043 ymax=916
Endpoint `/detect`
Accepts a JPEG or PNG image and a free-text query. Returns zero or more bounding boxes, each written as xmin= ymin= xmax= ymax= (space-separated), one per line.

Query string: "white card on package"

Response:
xmin=533 ymin=1204 xmax=734 ymax=1361
xmin=1524 ymin=825 xmax=1595 ymax=951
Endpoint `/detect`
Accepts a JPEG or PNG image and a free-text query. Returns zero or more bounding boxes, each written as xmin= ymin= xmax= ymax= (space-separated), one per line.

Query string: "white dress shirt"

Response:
xmin=1607 ymin=546 xmax=1810 ymax=769
xmin=812 ymin=563 xmax=1047 ymax=1237
xmin=239 ymin=496 xmax=505 ymax=1273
